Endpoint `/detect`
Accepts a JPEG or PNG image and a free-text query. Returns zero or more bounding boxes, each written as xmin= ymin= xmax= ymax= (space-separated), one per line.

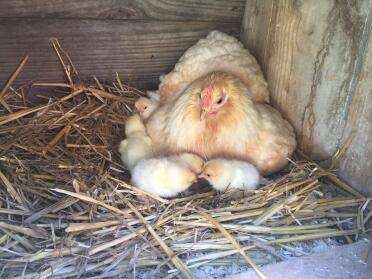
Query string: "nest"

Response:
xmin=0 ymin=40 xmax=370 ymax=279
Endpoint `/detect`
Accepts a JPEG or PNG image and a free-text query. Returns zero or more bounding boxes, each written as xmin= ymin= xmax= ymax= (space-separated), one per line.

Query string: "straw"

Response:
xmin=0 ymin=56 xmax=28 ymax=100
xmin=201 ymin=211 xmax=267 ymax=279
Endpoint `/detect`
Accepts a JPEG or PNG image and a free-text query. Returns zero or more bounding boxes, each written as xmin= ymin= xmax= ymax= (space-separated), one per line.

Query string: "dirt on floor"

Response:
xmin=228 ymin=239 xmax=371 ymax=279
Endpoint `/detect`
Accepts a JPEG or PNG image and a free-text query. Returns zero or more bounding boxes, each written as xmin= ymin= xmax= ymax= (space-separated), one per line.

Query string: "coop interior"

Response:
xmin=0 ymin=1 xmax=371 ymax=279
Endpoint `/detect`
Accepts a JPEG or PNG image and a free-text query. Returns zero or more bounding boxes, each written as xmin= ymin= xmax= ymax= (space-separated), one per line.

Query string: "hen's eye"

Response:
xmin=216 ymin=98 xmax=223 ymax=105
xmin=144 ymin=106 xmax=148 ymax=109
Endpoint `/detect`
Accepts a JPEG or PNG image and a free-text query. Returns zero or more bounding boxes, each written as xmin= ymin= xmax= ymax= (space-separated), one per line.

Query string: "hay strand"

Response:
xmin=201 ymin=211 xmax=267 ymax=279
xmin=0 ymin=56 xmax=28 ymax=100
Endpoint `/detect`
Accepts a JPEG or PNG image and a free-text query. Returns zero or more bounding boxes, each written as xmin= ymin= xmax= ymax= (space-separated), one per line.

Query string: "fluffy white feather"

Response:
xmin=125 ymin=114 xmax=147 ymax=137
xmin=131 ymin=158 xmax=197 ymax=197
xmin=158 ymin=30 xmax=269 ymax=104
xmin=168 ymin=152 xmax=205 ymax=174
xmin=146 ymin=90 xmax=160 ymax=101
xmin=118 ymin=137 xmax=152 ymax=170
xmin=199 ymin=159 xmax=261 ymax=191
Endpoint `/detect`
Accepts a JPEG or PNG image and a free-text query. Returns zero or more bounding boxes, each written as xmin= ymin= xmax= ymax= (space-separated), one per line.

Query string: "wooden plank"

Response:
xmin=0 ymin=18 xmax=239 ymax=89
xmin=240 ymin=0 xmax=273 ymax=72
xmin=241 ymin=0 xmax=371 ymax=195
xmin=339 ymin=35 xmax=372 ymax=196
xmin=0 ymin=0 xmax=245 ymax=22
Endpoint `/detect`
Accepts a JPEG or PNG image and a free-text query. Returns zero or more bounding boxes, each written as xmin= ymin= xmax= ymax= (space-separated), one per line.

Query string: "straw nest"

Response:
xmin=0 ymin=40 xmax=370 ymax=279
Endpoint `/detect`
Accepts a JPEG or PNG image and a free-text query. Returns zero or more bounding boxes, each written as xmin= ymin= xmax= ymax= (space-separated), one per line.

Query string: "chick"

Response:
xmin=135 ymin=97 xmax=159 ymax=120
xmin=199 ymin=159 xmax=261 ymax=191
xmin=118 ymin=114 xmax=153 ymax=170
xmin=131 ymin=158 xmax=197 ymax=197
xmin=168 ymin=152 xmax=205 ymax=173
xmin=124 ymin=114 xmax=147 ymax=137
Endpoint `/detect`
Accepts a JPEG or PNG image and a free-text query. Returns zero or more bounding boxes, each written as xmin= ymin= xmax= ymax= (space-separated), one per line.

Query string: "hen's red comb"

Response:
xmin=202 ymin=85 xmax=214 ymax=108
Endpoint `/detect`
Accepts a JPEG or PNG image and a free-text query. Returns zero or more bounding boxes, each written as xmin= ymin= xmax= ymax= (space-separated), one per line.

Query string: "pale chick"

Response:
xmin=146 ymin=72 xmax=296 ymax=175
xmin=168 ymin=152 xmax=205 ymax=174
xmin=118 ymin=114 xmax=153 ymax=170
xmin=131 ymin=158 xmax=197 ymax=198
xmin=158 ymin=30 xmax=269 ymax=104
xmin=199 ymin=159 xmax=261 ymax=192
xmin=134 ymin=97 xmax=159 ymax=120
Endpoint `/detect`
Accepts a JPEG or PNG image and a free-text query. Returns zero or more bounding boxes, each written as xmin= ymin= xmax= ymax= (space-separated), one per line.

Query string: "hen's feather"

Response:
xmin=158 ymin=30 xmax=269 ymax=104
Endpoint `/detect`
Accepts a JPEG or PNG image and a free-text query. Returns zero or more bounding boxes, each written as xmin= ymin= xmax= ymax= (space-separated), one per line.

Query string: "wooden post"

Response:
xmin=241 ymin=0 xmax=371 ymax=195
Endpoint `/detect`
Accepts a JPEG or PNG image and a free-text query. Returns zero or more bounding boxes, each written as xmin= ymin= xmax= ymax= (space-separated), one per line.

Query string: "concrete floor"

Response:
xmin=228 ymin=240 xmax=371 ymax=279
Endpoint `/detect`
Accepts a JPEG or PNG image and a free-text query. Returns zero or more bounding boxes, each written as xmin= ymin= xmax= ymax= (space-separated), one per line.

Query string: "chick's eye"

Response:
xmin=206 ymin=173 xmax=211 ymax=177
xmin=144 ymin=106 xmax=147 ymax=109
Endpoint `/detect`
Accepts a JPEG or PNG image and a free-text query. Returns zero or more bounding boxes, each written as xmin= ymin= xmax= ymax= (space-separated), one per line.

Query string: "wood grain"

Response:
xmin=240 ymin=0 xmax=273 ymax=72
xmin=0 ymin=19 xmax=239 ymax=89
xmin=0 ymin=0 xmax=245 ymax=22
xmin=339 ymin=34 xmax=372 ymax=196
xmin=241 ymin=0 xmax=371 ymax=195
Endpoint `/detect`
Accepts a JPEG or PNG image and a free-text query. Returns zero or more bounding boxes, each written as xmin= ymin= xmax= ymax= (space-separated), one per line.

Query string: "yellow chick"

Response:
xmin=131 ymin=158 xmax=197 ymax=197
xmin=118 ymin=114 xmax=153 ymax=170
xmin=134 ymin=97 xmax=159 ymax=120
xmin=199 ymin=159 xmax=261 ymax=191
xmin=124 ymin=114 xmax=147 ymax=137
xmin=168 ymin=152 xmax=205 ymax=173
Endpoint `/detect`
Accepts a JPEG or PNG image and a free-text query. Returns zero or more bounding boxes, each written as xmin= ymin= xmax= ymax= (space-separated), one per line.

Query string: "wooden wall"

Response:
xmin=241 ymin=0 xmax=372 ymax=195
xmin=0 ymin=0 xmax=245 ymax=89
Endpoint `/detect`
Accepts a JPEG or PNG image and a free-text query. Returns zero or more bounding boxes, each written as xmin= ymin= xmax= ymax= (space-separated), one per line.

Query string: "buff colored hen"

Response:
xmin=146 ymin=72 xmax=296 ymax=175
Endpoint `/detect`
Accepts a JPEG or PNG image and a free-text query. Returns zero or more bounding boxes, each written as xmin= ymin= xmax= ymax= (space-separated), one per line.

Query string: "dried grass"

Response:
xmin=0 ymin=40 xmax=370 ymax=278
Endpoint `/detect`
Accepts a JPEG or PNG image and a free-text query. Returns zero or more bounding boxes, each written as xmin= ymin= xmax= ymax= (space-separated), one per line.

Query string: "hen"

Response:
xmin=146 ymin=72 xmax=296 ymax=175
xmin=157 ymin=30 xmax=269 ymax=104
